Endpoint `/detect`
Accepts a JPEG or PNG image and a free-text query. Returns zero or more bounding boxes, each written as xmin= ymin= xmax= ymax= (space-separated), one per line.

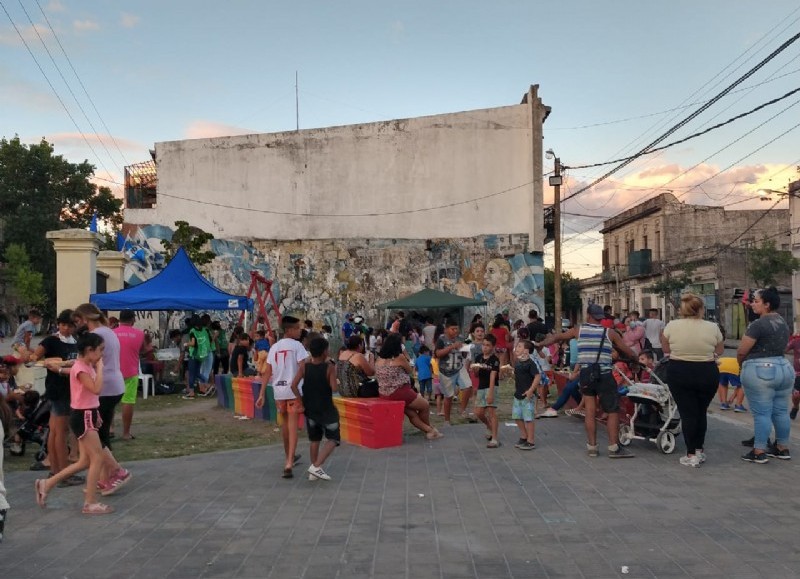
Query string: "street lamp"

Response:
xmin=546 ymin=148 xmax=563 ymax=332
xmin=757 ymin=187 xmax=792 ymax=201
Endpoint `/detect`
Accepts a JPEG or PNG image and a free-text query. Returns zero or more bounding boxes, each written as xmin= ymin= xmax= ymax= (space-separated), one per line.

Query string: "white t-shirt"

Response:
xmin=267 ymin=338 xmax=309 ymax=400
xmin=643 ymin=318 xmax=665 ymax=345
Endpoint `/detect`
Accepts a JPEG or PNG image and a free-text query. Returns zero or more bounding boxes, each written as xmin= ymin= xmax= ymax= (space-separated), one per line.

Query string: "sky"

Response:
xmin=2 ymin=0 xmax=800 ymax=278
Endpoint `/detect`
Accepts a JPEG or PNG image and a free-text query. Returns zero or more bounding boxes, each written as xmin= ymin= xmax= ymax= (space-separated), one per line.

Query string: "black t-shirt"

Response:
xmin=40 ymin=334 xmax=78 ymax=402
xmin=475 ymin=354 xmax=500 ymax=390
xmin=302 ymin=361 xmax=338 ymax=423
xmin=513 ymin=358 xmax=539 ymax=400
xmin=229 ymin=345 xmax=250 ymax=374
xmin=526 ymin=321 xmax=548 ymax=342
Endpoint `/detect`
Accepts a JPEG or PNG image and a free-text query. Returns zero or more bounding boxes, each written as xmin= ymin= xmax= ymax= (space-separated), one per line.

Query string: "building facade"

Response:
xmin=120 ymin=86 xmax=550 ymax=329
xmin=579 ymin=192 xmax=791 ymax=337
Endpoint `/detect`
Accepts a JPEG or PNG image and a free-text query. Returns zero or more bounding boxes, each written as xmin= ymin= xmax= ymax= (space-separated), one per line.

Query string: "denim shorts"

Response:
xmin=475 ymin=388 xmax=497 ymax=408
xmin=511 ymin=397 xmax=534 ymax=422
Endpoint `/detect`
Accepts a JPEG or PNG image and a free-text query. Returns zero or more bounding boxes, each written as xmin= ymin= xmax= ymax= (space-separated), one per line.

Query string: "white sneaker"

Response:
xmin=696 ymin=451 xmax=706 ymax=463
xmin=679 ymin=455 xmax=701 ymax=468
xmin=308 ymin=474 xmax=318 ymax=481
xmin=540 ymin=408 xmax=558 ymax=418
xmin=307 ymin=465 xmax=331 ymax=481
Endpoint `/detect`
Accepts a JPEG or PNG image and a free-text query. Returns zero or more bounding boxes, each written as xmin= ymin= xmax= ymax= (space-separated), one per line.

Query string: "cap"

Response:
xmin=2 ymin=355 xmax=21 ymax=365
xmin=587 ymin=303 xmax=604 ymax=319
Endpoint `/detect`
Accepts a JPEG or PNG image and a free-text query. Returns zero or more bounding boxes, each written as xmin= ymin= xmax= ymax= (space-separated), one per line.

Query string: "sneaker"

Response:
xmin=679 ymin=455 xmax=701 ymax=468
xmin=741 ymin=449 xmax=769 ymax=464
xmin=486 ymin=439 xmax=500 ymax=448
xmin=734 ymin=405 xmax=747 ymax=413
xmin=766 ymin=444 xmax=791 ymax=460
xmin=518 ymin=441 xmax=536 ymax=450
xmin=587 ymin=444 xmax=599 ymax=457
xmin=100 ymin=469 xmax=132 ymax=497
xmin=540 ymin=408 xmax=558 ymax=418
xmin=790 ymin=407 xmax=798 ymax=420
xmin=307 ymin=465 xmax=331 ymax=481
xmin=608 ymin=446 xmax=634 ymax=459
xmin=514 ymin=438 xmax=526 ymax=449
xmin=308 ymin=474 xmax=318 ymax=481
xmin=696 ymin=451 xmax=706 ymax=464
xmin=720 ymin=403 xmax=731 ymax=411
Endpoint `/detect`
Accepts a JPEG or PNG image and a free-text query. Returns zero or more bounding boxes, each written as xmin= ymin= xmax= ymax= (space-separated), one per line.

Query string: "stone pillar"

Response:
xmin=46 ymin=229 xmax=103 ymax=314
xmin=97 ymin=250 xmax=128 ymax=293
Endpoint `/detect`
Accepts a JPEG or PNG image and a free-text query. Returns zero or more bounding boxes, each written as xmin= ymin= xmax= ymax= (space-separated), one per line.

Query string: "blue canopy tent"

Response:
xmin=90 ymin=247 xmax=253 ymax=311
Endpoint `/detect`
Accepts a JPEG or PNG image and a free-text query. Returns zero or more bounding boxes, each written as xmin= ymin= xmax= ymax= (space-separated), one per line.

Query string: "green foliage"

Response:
xmin=161 ymin=220 xmax=216 ymax=268
xmin=544 ymin=268 xmax=582 ymax=320
xmin=0 ymin=136 xmax=123 ymax=312
xmin=748 ymin=239 xmax=800 ymax=287
xmin=3 ymin=243 xmax=45 ymax=307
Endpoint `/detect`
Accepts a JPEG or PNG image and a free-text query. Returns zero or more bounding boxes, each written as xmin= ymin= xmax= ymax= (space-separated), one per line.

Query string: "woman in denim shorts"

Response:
xmin=737 ymin=287 xmax=793 ymax=463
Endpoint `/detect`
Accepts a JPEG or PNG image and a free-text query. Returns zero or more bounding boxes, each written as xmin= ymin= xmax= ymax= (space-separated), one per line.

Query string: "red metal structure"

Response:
xmin=238 ymin=271 xmax=281 ymax=338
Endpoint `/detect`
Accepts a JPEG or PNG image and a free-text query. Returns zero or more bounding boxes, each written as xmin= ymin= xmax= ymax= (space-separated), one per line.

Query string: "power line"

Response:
xmin=561 ymin=30 xmax=800 ymax=205
xmin=33 ymin=0 xmax=131 ymax=167
xmin=0 ymin=0 xmax=113 ymax=177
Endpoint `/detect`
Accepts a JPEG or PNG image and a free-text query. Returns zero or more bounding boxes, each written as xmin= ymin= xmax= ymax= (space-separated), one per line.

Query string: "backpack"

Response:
xmin=190 ymin=328 xmax=211 ymax=360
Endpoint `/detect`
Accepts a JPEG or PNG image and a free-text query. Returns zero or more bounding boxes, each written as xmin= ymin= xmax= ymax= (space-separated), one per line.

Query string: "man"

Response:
xmin=435 ymin=320 xmax=472 ymax=425
xmin=526 ymin=310 xmax=547 ymax=342
xmin=114 ymin=310 xmax=145 ymax=440
xmin=422 ymin=317 xmax=437 ymax=347
xmin=537 ymin=303 xmax=637 ymax=458
xmin=642 ymin=308 xmax=666 ymax=359
xmin=341 ymin=313 xmax=356 ymax=343
xmin=12 ymin=308 xmax=41 ymax=359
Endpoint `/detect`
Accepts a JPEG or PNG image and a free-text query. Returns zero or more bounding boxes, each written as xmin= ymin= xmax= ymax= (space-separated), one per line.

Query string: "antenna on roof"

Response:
xmin=295 ymin=70 xmax=299 ymax=132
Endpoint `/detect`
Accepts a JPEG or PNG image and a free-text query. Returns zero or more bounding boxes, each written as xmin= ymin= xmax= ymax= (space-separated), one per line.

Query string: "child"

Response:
xmin=231 ymin=333 xmax=255 ymax=377
xmin=471 ymin=334 xmax=501 ymax=448
xmin=637 ymin=351 xmax=655 ymax=383
xmin=532 ymin=341 xmax=552 ymax=412
xmin=511 ymin=340 xmax=540 ymax=450
xmin=415 ymin=345 xmax=433 ymax=401
xmin=716 ymin=357 xmax=745 ymax=411
xmin=290 ymin=337 xmax=339 ymax=481
xmin=34 ymin=332 xmax=114 ymax=515
xmin=254 ymin=330 xmax=271 ymax=354
xmin=257 ymin=316 xmax=309 ymax=479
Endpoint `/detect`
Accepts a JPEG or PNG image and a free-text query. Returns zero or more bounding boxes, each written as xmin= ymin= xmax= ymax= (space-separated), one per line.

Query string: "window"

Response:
xmin=654 ymin=230 xmax=661 ymax=261
xmin=643 ymin=235 xmax=648 ymax=249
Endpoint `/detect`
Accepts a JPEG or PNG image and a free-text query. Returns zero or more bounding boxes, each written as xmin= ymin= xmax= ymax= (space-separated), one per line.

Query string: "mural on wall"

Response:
xmin=118 ymin=224 xmax=545 ymax=331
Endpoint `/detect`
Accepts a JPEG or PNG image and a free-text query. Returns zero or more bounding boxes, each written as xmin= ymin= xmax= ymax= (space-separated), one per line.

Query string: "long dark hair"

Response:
xmin=378 ymin=332 xmax=404 ymax=359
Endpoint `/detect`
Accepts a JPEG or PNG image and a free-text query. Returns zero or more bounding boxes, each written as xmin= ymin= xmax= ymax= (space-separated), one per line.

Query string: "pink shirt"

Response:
xmin=70 ymin=359 xmax=100 ymax=410
xmin=114 ymin=325 xmax=145 ymax=379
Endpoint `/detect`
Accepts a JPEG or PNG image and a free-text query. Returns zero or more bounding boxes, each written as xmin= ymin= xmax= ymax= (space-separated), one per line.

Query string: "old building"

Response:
xmin=579 ymin=192 xmax=791 ymax=337
xmin=120 ymin=86 xmax=550 ymax=329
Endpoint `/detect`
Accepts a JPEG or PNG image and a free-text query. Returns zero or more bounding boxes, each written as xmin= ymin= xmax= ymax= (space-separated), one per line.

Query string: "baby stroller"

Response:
xmin=618 ymin=359 xmax=681 ymax=454
xmin=8 ymin=396 xmax=50 ymax=462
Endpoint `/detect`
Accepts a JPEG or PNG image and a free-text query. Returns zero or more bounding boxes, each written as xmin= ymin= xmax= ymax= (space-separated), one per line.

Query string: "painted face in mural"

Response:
xmin=484 ymin=259 xmax=512 ymax=291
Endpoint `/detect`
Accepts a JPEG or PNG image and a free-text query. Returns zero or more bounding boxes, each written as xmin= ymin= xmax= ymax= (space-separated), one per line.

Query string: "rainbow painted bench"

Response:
xmin=332 ymin=397 xmax=405 ymax=449
xmin=215 ymin=375 xmax=274 ymax=421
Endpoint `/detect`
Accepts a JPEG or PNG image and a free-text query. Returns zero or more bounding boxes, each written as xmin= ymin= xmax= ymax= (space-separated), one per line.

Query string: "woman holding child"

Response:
xmin=661 ymin=293 xmax=724 ymax=468
xmin=375 ymin=333 xmax=442 ymax=440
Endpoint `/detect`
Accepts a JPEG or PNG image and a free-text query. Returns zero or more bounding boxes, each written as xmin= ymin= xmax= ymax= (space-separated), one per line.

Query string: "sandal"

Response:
xmin=426 ymin=429 xmax=444 ymax=440
xmin=82 ymin=502 xmax=114 ymax=515
xmin=282 ymin=468 xmax=294 ymax=479
xmin=34 ymin=479 xmax=48 ymax=507
xmin=181 ymin=394 xmax=196 ymax=400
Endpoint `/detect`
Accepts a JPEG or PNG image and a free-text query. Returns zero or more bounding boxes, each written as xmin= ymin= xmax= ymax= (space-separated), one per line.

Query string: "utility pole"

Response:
xmin=547 ymin=150 xmax=563 ymax=332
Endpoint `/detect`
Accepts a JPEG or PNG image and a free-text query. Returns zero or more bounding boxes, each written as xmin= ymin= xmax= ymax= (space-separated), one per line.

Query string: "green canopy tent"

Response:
xmin=378 ymin=288 xmax=487 ymax=331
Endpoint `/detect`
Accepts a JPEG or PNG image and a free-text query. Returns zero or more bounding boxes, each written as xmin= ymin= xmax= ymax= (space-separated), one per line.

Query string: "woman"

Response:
xmin=490 ymin=318 xmax=511 ymax=366
xmin=622 ymin=314 xmax=645 ymax=355
xmin=72 ymin=303 xmax=132 ymax=494
xmin=375 ymin=333 xmax=442 ymax=440
xmin=30 ymin=309 xmax=78 ymax=482
xmin=337 ymin=335 xmax=375 ymax=398
xmin=737 ymin=287 xmax=793 ymax=463
xmin=661 ymin=293 xmax=724 ymax=468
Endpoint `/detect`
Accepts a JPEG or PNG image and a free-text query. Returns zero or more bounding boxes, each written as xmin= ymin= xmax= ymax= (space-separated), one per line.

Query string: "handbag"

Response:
xmin=587 ymin=329 xmax=607 ymax=383
xmin=357 ymin=378 xmax=379 ymax=398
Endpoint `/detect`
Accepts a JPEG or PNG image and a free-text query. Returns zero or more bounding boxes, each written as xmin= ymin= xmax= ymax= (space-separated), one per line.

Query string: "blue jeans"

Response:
xmin=552 ymin=377 xmax=581 ymax=411
xmin=187 ymin=358 xmax=202 ymax=392
xmin=741 ymin=356 xmax=794 ymax=449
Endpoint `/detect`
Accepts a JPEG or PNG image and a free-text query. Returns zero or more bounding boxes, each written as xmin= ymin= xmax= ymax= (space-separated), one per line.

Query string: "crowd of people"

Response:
xmin=1 ymin=290 xmax=797 ymax=541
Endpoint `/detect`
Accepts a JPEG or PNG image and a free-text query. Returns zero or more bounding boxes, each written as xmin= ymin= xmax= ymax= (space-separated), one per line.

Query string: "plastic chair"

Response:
xmin=139 ymin=363 xmax=155 ymax=399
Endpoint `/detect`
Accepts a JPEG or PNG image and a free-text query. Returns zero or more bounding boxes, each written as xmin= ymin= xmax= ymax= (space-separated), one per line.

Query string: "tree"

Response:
xmin=544 ymin=268 xmax=582 ymax=321
xmin=645 ymin=263 xmax=695 ymax=315
xmin=748 ymin=239 xmax=800 ymax=287
xmin=3 ymin=243 xmax=45 ymax=309
xmin=160 ymin=220 xmax=216 ymax=269
xmin=0 ymin=136 xmax=123 ymax=313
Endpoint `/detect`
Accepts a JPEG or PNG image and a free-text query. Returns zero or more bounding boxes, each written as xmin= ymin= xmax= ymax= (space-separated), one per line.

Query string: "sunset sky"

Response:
xmin=2 ymin=1 xmax=799 ymax=276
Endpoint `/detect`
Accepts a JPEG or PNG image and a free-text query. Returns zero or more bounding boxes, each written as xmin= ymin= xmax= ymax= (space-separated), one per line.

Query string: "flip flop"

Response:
xmin=82 ymin=502 xmax=114 ymax=515
xmin=34 ymin=479 xmax=48 ymax=507
xmin=282 ymin=468 xmax=293 ymax=479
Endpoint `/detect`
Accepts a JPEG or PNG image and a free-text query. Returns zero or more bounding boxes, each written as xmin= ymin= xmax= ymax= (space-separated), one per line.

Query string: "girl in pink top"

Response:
xmin=34 ymin=333 xmax=114 ymax=515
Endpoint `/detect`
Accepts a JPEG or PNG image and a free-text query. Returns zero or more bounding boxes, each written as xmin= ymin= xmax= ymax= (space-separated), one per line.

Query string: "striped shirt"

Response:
xmin=577 ymin=323 xmax=612 ymax=369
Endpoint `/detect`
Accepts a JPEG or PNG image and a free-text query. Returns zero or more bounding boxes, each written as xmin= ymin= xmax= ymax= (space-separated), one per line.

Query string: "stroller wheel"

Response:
xmin=656 ymin=431 xmax=676 ymax=454
xmin=618 ymin=424 xmax=633 ymax=446
xmin=9 ymin=441 xmax=25 ymax=456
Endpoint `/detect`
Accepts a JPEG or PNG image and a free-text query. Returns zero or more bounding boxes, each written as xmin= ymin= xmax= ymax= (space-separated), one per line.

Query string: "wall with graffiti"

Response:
xmin=119 ymin=224 xmax=544 ymax=330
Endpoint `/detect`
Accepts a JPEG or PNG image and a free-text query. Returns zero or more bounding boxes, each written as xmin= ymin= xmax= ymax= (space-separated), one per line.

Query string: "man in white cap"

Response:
xmin=537 ymin=303 xmax=638 ymax=458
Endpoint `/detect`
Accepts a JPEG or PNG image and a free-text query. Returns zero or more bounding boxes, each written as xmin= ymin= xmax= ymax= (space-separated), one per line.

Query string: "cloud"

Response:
xmin=120 ymin=12 xmax=140 ymax=28
xmin=73 ymin=19 xmax=100 ymax=32
xmin=45 ymin=0 xmax=66 ymax=12
xmin=184 ymin=120 xmax=257 ymax=139
xmin=0 ymin=68 xmax=58 ymax=111
xmin=43 ymin=132 xmax=146 ymax=154
xmin=0 ymin=22 xmax=52 ymax=46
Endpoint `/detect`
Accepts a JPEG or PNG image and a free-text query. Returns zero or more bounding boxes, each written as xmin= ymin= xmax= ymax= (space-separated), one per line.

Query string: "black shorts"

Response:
xmin=794 ymin=375 xmax=800 ymax=391
xmin=69 ymin=408 xmax=101 ymax=440
xmin=306 ymin=416 xmax=341 ymax=444
xmin=98 ymin=394 xmax=123 ymax=449
xmin=579 ymin=367 xmax=620 ymax=413
xmin=50 ymin=398 xmax=70 ymax=418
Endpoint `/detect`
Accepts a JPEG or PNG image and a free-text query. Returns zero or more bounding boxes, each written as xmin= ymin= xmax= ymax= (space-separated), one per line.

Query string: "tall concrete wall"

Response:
xmin=126 ymin=97 xmax=546 ymax=250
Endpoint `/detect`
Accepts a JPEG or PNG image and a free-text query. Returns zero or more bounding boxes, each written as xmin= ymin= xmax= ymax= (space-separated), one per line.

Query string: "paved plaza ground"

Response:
xmin=2 ymin=405 xmax=799 ymax=579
